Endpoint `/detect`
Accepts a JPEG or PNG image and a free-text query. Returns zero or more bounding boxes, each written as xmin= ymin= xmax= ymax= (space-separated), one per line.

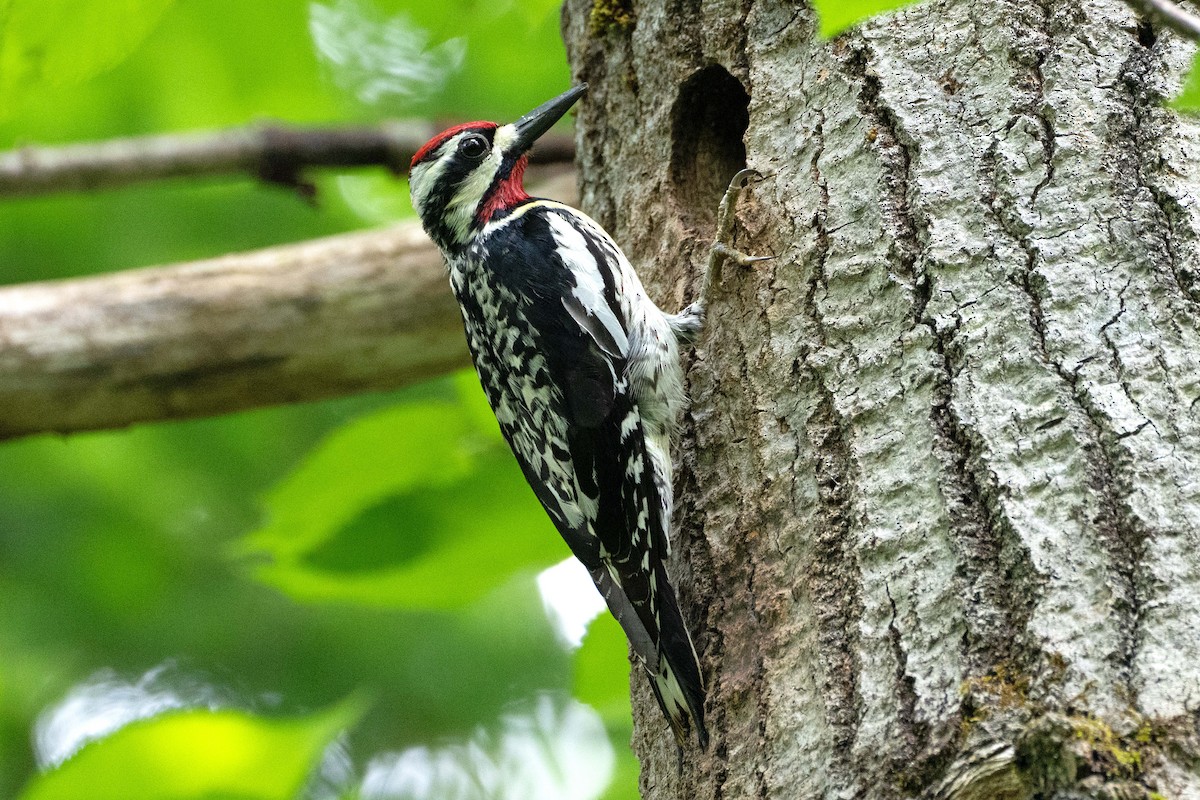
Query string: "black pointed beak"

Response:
xmin=511 ymin=84 xmax=587 ymax=153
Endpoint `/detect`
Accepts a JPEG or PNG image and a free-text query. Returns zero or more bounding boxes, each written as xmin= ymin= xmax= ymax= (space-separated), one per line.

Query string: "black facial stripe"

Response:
xmin=417 ymin=127 xmax=499 ymax=251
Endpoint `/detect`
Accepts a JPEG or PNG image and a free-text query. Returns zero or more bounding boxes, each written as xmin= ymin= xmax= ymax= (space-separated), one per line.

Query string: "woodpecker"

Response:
xmin=409 ymin=85 xmax=763 ymax=748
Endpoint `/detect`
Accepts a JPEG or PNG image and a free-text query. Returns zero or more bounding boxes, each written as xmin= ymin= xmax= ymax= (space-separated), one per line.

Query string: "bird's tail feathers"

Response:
xmin=589 ymin=564 xmax=708 ymax=748
xmin=646 ymin=581 xmax=708 ymax=749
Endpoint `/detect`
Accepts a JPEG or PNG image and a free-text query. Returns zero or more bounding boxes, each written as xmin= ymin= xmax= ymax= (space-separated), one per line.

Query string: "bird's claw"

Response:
xmin=711 ymin=243 xmax=774 ymax=268
xmin=702 ymin=170 xmax=773 ymax=301
xmin=729 ymin=168 xmax=765 ymax=190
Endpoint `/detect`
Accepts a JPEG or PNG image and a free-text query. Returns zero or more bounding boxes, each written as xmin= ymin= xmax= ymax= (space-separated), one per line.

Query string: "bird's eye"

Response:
xmin=458 ymin=135 xmax=490 ymax=160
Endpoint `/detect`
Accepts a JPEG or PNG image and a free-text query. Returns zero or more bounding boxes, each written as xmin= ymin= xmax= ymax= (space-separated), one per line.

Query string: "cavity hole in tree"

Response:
xmin=668 ymin=65 xmax=749 ymax=227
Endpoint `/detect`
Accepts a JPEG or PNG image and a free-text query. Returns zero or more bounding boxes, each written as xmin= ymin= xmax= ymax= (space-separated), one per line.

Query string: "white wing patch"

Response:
xmin=544 ymin=212 xmax=630 ymax=358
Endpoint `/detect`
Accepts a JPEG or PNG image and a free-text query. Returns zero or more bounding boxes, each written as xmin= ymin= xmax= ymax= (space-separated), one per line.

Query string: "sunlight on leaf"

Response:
xmin=308 ymin=0 xmax=568 ymax=120
xmin=18 ymin=700 xmax=360 ymax=800
xmin=1172 ymin=51 xmax=1200 ymax=114
xmin=0 ymin=0 xmax=176 ymax=114
xmin=241 ymin=400 xmax=479 ymax=560
xmin=812 ymin=0 xmax=922 ymax=37
xmin=310 ymin=0 xmax=465 ymax=107
xmin=238 ymin=377 xmax=563 ymax=609
xmin=248 ymin=452 xmax=562 ymax=608
xmin=32 ymin=662 xmax=234 ymax=770
xmin=537 ymin=558 xmax=606 ymax=650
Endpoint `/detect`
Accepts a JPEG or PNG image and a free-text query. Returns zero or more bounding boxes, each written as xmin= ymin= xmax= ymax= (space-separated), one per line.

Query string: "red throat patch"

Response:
xmin=479 ymin=154 xmax=531 ymax=223
xmin=409 ymin=121 xmax=498 ymax=171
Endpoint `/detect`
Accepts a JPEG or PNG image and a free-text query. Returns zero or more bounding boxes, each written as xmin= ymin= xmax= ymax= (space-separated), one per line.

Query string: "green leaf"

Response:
xmin=18 ymin=701 xmax=360 ymax=800
xmin=240 ymin=400 xmax=478 ymax=560
xmin=0 ymin=0 xmax=176 ymax=112
xmin=238 ymin=383 xmax=564 ymax=609
xmin=1172 ymin=51 xmax=1200 ymax=114
xmin=812 ymin=0 xmax=922 ymax=37
xmin=574 ymin=615 xmax=630 ymax=721
xmin=453 ymin=369 xmax=507 ymax=445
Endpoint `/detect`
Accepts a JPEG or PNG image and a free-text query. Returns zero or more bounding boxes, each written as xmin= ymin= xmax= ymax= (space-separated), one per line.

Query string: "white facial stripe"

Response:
xmin=493 ymin=123 xmax=519 ymax=151
xmin=446 ymin=149 xmax=502 ymax=233
xmin=410 ymin=128 xmax=508 ymax=239
xmin=409 ymin=155 xmax=448 ymax=217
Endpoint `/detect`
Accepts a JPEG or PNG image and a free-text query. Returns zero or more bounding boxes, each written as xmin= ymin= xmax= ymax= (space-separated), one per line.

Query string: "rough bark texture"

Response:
xmin=562 ymin=1 xmax=1200 ymax=797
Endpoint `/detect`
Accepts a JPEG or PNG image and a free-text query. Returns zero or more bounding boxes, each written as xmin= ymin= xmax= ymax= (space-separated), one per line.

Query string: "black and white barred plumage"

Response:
xmin=409 ymin=85 xmax=707 ymax=747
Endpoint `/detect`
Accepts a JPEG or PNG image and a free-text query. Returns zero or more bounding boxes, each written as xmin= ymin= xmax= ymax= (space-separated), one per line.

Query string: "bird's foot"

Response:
xmin=702 ymin=168 xmax=773 ymax=305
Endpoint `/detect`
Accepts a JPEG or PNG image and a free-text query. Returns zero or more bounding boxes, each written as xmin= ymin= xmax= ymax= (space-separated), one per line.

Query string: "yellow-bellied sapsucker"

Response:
xmin=409 ymin=84 xmax=764 ymax=748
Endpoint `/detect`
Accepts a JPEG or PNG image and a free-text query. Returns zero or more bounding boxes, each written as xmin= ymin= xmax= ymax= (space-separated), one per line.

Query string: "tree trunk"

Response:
xmin=562 ymin=1 xmax=1200 ymax=797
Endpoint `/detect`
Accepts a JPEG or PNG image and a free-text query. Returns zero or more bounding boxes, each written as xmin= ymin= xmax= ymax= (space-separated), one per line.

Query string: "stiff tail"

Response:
xmin=589 ymin=564 xmax=708 ymax=748
xmin=644 ymin=580 xmax=708 ymax=749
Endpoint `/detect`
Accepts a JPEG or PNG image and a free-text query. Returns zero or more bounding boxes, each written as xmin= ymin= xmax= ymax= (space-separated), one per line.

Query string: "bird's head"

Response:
xmin=409 ymin=84 xmax=587 ymax=252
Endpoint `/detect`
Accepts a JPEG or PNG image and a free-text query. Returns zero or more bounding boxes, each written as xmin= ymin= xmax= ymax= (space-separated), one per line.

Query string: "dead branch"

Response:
xmin=0 ymin=172 xmax=577 ymax=439
xmin=0 ymin=218 xmax=468 ymax=439
xmin=0 ymin=121 xmax=576 ymax=198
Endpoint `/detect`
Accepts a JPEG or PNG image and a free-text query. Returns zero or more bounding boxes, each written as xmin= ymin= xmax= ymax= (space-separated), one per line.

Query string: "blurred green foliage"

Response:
xmin=241 ymin=380 xmax=567 ymax=609
xmin=1174 ymin=52 xmax=1200 ymax=114
xmin=21 ymin=702 xmax=362 ymax=800
xmin=0 ymin=0 xmax=177 ymax=115
xmin=0 ymin=1 xmax=637 ymax=798
xmin=810 ymin=0 xmax=921 ymax=37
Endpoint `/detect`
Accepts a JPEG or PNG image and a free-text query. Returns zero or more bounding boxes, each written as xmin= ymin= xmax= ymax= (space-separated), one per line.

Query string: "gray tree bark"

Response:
xmin=562 ymin=1 xmax=1200 ymax=797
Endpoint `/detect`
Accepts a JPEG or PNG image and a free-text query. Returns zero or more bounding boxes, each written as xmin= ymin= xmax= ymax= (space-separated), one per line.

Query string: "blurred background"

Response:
xmin=0 ymin=1 xmax=639 ymax=797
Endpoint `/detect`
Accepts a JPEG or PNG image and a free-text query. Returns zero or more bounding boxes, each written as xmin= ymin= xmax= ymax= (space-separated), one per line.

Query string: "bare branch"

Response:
xmin=1125 ymin=0 xmax=1200 ymax=40
xmin=0 ymin=172 xmax=578 ymax=440
xmin=0 ymin=121 xmax=576 ymax=198
xmin=0 ymin=221 xmax=462 ymax=439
